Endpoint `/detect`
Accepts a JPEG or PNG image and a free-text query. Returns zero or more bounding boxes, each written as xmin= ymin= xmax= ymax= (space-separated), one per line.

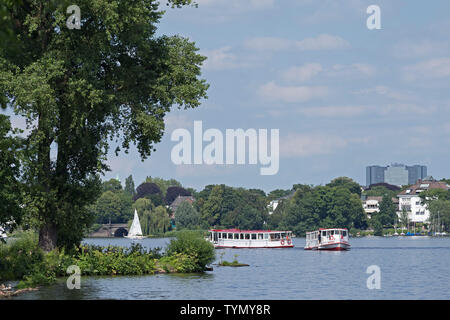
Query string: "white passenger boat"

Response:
xmin=304 ymin=228 xmax=350 ymax=251
xmin=208 ymin=229 xmax=294 ymax=248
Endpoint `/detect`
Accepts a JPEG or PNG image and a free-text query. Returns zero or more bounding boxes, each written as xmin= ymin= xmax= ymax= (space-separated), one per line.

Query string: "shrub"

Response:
xmin=0 ymin=231 xmax=43 ymax=281
xmin=166 ymin=231 xmax=215 ymax=272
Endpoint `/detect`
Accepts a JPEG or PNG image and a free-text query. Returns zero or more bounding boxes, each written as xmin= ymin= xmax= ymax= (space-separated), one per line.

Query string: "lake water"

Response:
xmin=11 ymin=236 xmax=450 ymax=300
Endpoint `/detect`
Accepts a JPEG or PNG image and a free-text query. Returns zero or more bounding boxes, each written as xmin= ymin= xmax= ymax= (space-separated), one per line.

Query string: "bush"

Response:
xmin=0 ymin=232 xmax=43 ymax=281
xmin=166 ymin=231 xmax=215 ymax=272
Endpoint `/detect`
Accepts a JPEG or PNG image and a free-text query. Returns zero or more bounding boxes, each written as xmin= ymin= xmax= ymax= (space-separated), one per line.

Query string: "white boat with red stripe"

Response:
xmin=208 ymin=229 xmax=294 ymax=248
xmin=304 ymin=228 xmax=350 ymax=251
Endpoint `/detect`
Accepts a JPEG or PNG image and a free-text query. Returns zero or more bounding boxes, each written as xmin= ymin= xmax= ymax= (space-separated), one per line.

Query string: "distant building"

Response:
xmin=366 ymin=166 xmax=386 ymax=186
xmin=397 ymin=177 xmax=449 ymax=225
xmin=366 ymin=164 xmax=427 ymax=187
xmin=268 ymin=191 xmax=295 ymax=215
xmin=169 ymin=195 xmax=195 ymax=217
xmin=362 ymin=196 xmax=399 ymax=219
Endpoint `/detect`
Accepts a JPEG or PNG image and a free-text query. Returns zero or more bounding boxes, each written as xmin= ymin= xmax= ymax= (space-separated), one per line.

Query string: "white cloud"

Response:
xmin=258 ymin=81 xmax=328 ymax=103
xmin=281 ymin=62 xmax=375 ymax=83
xmin=280 ymin=133 xmax=347 ymax=158
xmin=329 ymin=63 xmax=376 ymax=77
xmin=392 ymin=40 xmax=449 ymax=59
xmin=195 ymin=0 xmax=274 ymax=11
xmin=297 ymin=105 xmax=369 ymax=117
xmin=403 ymin=58 xmax=450 ymax=81
xmin=354 ymin=85 xmax=415 ymax=101
xmin=281 ymin=63 xmax=323 ymax=82
xmin=244 ymin=34 xmax=349 ymax=52
xmin=201 ymin=46 xmax=240 ymax=71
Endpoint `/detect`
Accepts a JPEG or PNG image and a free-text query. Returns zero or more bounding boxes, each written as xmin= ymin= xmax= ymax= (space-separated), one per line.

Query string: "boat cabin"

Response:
xmin=208 ymin=229 xmax=294 ymax=248
xmin=305 ymin=228 xmax=350 ymax=251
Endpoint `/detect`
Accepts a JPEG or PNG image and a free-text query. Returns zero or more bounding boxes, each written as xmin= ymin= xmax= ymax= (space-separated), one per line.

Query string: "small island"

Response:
xmin=217 ymin=254 xmax=249 ymax=267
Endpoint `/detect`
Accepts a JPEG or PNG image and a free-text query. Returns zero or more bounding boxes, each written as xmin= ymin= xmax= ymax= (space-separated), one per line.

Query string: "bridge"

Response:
xmin=88 ymin=224 xmax=129 ymax=238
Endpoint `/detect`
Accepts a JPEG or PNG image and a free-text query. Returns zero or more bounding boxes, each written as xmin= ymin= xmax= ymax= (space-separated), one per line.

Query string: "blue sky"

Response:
xmin=4 ymin=0 xmax=450 ymax=193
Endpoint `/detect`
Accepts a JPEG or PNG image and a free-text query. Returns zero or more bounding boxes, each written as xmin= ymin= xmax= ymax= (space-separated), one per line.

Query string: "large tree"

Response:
xmin=0 ymin=0 xmax=208 ymax=250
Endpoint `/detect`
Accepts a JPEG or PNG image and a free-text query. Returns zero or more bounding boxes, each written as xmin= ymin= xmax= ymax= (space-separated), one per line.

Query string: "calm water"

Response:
xmin=11 ymin=237 xmax=450 ymax=300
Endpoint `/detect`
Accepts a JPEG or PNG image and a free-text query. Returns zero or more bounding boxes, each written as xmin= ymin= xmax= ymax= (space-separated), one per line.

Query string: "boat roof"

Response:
xmin=209 ymin=229 xmax=291 ymax=233
xmin=306 ymin=228 xmax=348 ymax=233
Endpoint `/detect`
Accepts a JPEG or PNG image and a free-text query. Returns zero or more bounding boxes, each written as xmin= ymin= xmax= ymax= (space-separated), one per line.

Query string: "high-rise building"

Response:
xmin=366 ymin=166 xmax=385 ymax=186
xmin=366 ymin=164 xmax=428 ymax=186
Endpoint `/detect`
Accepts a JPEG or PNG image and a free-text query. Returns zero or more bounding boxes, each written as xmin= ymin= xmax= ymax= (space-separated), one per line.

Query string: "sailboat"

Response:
xmin=125 ymin=209 xmax=145 ymax=239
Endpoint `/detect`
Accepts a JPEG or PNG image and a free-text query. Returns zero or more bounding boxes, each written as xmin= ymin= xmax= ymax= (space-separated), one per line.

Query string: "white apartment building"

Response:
xmin=397 ymin=178 xmax=449 ymax=224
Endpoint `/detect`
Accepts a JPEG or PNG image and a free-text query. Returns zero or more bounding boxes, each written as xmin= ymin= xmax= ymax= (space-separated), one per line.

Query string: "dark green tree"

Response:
xmin=93 ymin=190 xmax=133 ymax=224
xmin=327 ymin=177 xmax=362 ymax=196
xmin=0 ymin=0 xmax=208 ymax=250
xmin=0 ymin=114 xmax=23 ymax=234
xmin=102 ymin=179 xmax=122 ymax=193
xmin=377 ymin=195 xmax=397 ymax=227
xmin=175 ymin=201 xmax=200 ymax=230
xmin=124 ymin=175 xmax=136 ymax=198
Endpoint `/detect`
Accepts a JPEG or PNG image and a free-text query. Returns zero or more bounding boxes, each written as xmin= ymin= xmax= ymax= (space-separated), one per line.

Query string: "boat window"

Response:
xmin=322 ymin=231 xmax=326 ymax=237
xmin=251 ymin=234 xmax=256 ymax=240
xmin=343 ymin=230 xmax=347 ymax=236
xmin=223 ymin=233 xmax=227 ymax=239
xmin=228 ymin=233 xmax=233 ymax=239
xmin=281 ymin=233 xmax=286 ymax=238
xmin=218 ymin=233 xmax=222 ymax=239
xmin=234 ymin=233 xmax=239 ymax=239
xmin=275 ymin=233 xmax=281 ymax=239
xmin=240 ymin=233 xmax=244 ymax=239
xmin=264 ymin=233 xmax=269 ymax=240
xmin=330 ymin=230 xmax=334 ymax=235
xmin=258 ymin=234 xmax=263 ymax=240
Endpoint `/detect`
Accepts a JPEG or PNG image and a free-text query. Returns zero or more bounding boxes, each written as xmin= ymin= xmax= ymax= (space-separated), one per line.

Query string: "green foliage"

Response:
xmin=145 ymin=176 xmax=182 ymax=198
xmin=0 ymin=232 xmax=42 ymax=281
xmin=1 ymin=233 xmax=216 ymax=287
xmin=124 ymin=175 xmax=136 ymax=198
xmin=267 ymin=189 xmax=292 ymax=201
xmin=102 ymin=179 xmax=123 ymax=193
xmin=166 ymin=231 xmax=215 ymax=272
xmin=375 ymin=195 xmax=398 ymax=227
xmin=428 ymin=200 xmax=450 ymax=232
xmin=132 ymin=201 xmax=171 ymax=236
xmin=271 ymin=182 xmax=368 ymax=236
xmin=92 ymin=190 xmax=133 ymax=224
xmin=175 ymin=201 xmax=200 ymax=230
xmin=327 ymin=177 xmax=362 ymax=196
xmin=0 ymin=114 xmax=23 ymax=232
xmin=363 ymin=186 xmax=398 ymax=199
xmin=0 ymin=0 xmax=208 ymax=250
xmin=371 ymin=216 xmax=384 ymax=236
xmin=198 ymin=184 xmax=268 ymax=229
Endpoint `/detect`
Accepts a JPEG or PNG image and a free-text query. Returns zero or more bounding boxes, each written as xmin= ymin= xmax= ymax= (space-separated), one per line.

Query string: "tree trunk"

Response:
xmin=38 ymin=222 xmax=57 ymax=252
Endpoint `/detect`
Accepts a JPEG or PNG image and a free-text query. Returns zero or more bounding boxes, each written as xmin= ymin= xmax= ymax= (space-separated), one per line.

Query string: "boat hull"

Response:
xmin=124 ymin=236 xmax=146 ymax=240
xmin=304 ymin=241 xmax=350 ymax=251
xmin=214 ymin=244 xmax=294 ymax=249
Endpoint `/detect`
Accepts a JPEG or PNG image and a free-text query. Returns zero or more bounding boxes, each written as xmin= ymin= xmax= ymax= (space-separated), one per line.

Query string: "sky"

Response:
xmin=4 ymin=0 xmax=450 ymax=193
